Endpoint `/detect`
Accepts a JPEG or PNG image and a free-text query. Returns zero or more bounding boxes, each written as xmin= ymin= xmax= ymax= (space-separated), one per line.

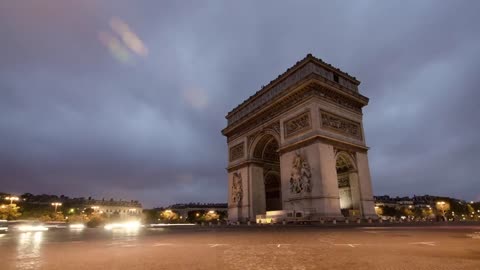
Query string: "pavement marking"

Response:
xmin=466 ymin=232 xmax=480 ymax=239
xmin=334 ymin=243 xmax=360 ymax=248
xmin=209 ymin=244 xmax=228 ymax=248
xmin=152 ymin=243 xmax=174 ymax=246
xmin=121 ymin=244 xmax=137 ymax=248
xmin=266 ymin=244 xmax=290 ymax=248
xmin=363 ymin=231 xmax=378 ymax=234
xmin=408 ymin=241 xmax=436 ymax=246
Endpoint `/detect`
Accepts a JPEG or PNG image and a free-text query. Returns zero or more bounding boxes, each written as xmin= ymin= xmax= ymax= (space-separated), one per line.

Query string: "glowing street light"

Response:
xmin=5 ymin=196 xmax=19 ymax=205
xmin=51 ymin=202 xmax=62 ymax=212
xmin=436 ymin=201 xmax=446 ymax=220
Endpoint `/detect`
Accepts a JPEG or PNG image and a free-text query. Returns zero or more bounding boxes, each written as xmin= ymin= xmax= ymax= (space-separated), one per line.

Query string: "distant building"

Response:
xmin=167 ymin=203 xmax=227 ymax=221
xmin=18 ymin=193 xmax=143 ymax=218
xmin=83 ymin=199 xmax=142 ymax=218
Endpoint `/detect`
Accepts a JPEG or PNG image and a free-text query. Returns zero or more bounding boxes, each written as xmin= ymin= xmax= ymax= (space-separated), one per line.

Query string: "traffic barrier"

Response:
xmin=332 ymin=219 xmax=337 ymax=225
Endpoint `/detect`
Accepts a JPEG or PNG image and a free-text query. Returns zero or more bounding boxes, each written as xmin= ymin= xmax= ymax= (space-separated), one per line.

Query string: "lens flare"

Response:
xmin=110 ymin=17 xmax=148 ymax=57
xmin=98 ymin=31 xmax=131 ymax=63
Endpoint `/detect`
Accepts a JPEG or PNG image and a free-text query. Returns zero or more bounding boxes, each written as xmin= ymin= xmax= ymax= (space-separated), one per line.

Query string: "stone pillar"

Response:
xmin=317 ymin=143 xmax=344 ymax=219
xmin=349 ymin=172 xmax=361 ymax=211
xmin=355 ymin=152 xmax=377 ymax=219
xmin=250 ymin=164 xmax=266 ymax=220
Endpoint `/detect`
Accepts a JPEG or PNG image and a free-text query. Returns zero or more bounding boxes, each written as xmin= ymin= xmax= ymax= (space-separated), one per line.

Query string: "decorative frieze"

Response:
xmin=338 ymin=175 xmax=350 ymax=188
xmin=284 ymin=111 xmax=311 ymax=138
xmin=226 ymin=59 xmax=362 ymax=126
xmin=266 ymin=121 xmax=280 ymax=135
xmin=224 ymin=81 xmax=365 ymax=142
xmin=320 ymin=110 xmax=362 ymax=140
xmin=312 ymin=84 xmax=362 ymax=113
xmin=229 ymin=143 xmax=244 ymax=161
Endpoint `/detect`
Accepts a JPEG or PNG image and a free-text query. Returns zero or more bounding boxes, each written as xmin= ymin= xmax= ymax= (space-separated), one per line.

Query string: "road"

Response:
xmin=1 ymin=224 xmax=480 ymax=270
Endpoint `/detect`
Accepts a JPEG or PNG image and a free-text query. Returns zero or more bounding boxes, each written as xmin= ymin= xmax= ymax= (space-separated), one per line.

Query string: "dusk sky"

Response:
xmin=1 ymin=1 xmax=479 ymax=207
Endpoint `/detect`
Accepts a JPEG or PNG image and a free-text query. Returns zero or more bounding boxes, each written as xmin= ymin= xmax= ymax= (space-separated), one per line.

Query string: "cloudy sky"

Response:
xmin=1 ymin=1 xmax=479 ymax=207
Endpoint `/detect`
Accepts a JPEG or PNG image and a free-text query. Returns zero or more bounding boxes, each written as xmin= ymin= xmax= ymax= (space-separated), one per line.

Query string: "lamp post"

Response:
xmin=51 ymin=202 xmax=62 ymax=213
xmin=436 ymin=201 xmax=446 ymax=221
xmin=5 ymin=196 xmax=19 ymax=205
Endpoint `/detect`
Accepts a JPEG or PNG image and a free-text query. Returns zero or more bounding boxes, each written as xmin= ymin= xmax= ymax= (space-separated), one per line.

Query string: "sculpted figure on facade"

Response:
xmin=231 ymin=172 xmax=243 ymax=205
xmin=289 ymin=152 xmax=312 ymax=194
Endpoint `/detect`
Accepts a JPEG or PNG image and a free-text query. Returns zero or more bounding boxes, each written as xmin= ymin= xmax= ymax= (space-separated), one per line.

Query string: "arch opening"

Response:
xmin=252 ymin=134 xmax=282 ymax=213
xmin=336 ymin=153 xmax=360 ymax=217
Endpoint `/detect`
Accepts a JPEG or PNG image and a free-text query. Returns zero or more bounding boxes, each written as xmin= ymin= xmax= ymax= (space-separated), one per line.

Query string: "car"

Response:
xmin=0 ymin=220 xmax=8 ymax=233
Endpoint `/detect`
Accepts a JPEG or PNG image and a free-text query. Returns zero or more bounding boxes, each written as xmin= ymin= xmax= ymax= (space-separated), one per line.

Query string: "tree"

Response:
xmin=142 ymin=209 xmax=160 ymax=224
xmin=381 ymin=206 xmax=398 ymax=217
xmin=0 ymin=204 xmax=21 ymax=220
xmin=86 ymin=213 xmax=106 ymax=228
xmin=68 ymin=214 xmax=86 ymax=223
xmin=159 ymin=210 xmax=179 ymax=223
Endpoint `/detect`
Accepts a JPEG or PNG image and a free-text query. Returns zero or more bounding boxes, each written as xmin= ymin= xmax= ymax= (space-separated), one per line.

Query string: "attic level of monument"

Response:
xmin=223 ymin=54 xmax=369 ymax=128
xmin=222 ymin=54 xmax=377 ymax=223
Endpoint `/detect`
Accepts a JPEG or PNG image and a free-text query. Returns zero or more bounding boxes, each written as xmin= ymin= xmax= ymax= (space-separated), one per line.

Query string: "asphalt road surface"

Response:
xmin=1 ymin=224 xmax=480 ymax=270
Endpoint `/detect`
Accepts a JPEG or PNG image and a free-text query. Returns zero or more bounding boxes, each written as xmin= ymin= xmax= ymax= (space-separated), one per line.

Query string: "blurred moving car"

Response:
xmin=12 ymin=221 xmax=49 ymax=232
xmin=0 ymin=220 xmax=8 ymax=233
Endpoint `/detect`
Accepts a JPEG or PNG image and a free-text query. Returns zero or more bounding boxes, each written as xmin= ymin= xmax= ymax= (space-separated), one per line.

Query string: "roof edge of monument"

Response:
xmin=226 ymin=54 xmax=361 ymax=118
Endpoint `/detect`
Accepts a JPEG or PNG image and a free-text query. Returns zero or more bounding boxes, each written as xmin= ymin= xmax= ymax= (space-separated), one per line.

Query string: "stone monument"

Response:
xmin=222 ymin=54 xmax=377 ymax=222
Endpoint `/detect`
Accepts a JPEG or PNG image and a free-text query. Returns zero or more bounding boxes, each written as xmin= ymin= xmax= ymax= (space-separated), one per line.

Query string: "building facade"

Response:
xmin=222 ymin=54 xmax=377 ymax=222
xmin=84 ymin=199 xmax=142 ymax=218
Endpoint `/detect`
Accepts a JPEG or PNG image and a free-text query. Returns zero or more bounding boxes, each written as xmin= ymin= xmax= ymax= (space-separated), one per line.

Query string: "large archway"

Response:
xmin=336 ymin=153 xmax=361 ymax=218
xmin=252 ymin=134 xmax=282 ymax=213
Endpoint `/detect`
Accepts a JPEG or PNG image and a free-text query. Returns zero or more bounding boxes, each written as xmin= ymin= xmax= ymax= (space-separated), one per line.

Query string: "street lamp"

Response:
xmin=5 ymin=196 xmax=19 ymax=205
xmin=436 ymin=201 xmax=446 ymax=220
xmin=51 ymin=202 xmax=62 ymax=212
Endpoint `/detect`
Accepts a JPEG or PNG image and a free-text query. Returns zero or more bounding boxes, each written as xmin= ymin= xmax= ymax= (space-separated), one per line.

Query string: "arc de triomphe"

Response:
xmin=222 ymin=54 xmax=377 ymax=222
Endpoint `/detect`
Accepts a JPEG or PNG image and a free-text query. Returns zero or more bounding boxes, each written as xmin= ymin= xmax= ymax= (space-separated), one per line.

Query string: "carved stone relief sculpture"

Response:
xmin=231 ymin=172 xmax=243 ymax=205
xmin=229 ymin=143 xmax=244 ymax=161
xmin=284 ymin=111 xmax=311 ymax=138
xmin=289 ymin=152 xmax=312 ymax=194
xmin=320 ymin=110 xmax=362 ymax=140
